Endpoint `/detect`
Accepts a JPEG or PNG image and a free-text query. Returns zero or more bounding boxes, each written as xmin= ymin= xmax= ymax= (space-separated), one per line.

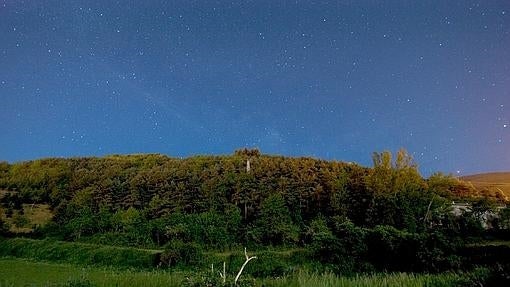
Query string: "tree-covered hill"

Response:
xmin=0 ymin=149 xmax=500 ymax=226
xmin=1 ymin=148 xmax=510 ymax=276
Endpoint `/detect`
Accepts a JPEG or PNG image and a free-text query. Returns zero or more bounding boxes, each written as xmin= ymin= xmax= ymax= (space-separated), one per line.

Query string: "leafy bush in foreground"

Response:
xmin=160 ymin=240 xmax=204 ymax=267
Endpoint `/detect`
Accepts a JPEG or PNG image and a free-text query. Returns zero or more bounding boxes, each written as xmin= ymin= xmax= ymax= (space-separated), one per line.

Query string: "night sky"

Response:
xmin=1 ymin=1 xmax=509 ymax=176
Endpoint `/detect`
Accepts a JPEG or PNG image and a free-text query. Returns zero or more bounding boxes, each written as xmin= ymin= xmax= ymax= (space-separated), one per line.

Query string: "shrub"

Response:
xmin=160 ymin=240 xmax=204 ymax=267
xmin=365 ymin=225 xmax=416 ymax=271
xmin=0 ymin=238 xmax=159 ymax=268
xmin=416 ymin=231 xmax=461 ymax=272
xmin=242 ymin=251 xmax=289 ymax=278
xmin=12 ymin=212 xmax=30 ymax=228
xmin=308 ymin=216 xmax=342 ymax=264
xmin=331 ymin=216 xmax=368 ymax=259
xmin=251 ymin=194 xmax=300 ymax=245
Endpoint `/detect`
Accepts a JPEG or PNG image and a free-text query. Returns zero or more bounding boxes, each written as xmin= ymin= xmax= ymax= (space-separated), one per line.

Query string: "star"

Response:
xmin=0 ymin=0 xmax=507 ymax=176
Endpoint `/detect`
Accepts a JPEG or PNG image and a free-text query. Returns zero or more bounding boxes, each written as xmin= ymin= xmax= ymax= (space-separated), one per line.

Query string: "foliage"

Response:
xmin=0 ymin=149 xmax=503 ymax=275
xmin=12 ymin=211 xmax=29 ymax=228
xmin=307 ymin=216 xmax=339 ymax=263
xmin=160 ymin=240 xmax=204 ymax=267
xmin=0 ymin=151 xmax=446 ymax=238
xmin=3 ymin=256 xmax=495 ymax=287
xmin=250 ymin=194 xmax=300 ymax=245
xmin=262 ymin=270 xmax=492 ymax=287
xmin=0 ymin=257 xmax=185 ymax=287
xmin=3 ymin=251 xmax=510 ymax=286
xmin=0 ymin=238 xmax=160 ymax=268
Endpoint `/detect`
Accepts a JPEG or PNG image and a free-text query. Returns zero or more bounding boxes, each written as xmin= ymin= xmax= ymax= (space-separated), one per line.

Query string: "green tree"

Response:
xmin=251 ymin=194 xmax=299 ymax=245
xmin=307 ymin=216 xmax=341 ymax=263
xmin=65 ymin=207 xmax=96 ymax=239
xmin=365 ymin=149 xmax=427 ymax=230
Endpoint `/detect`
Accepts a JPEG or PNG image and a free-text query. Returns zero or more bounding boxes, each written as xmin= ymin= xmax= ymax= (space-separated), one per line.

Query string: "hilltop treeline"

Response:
xmin=0 ymin=149 xmax=507 ymax=273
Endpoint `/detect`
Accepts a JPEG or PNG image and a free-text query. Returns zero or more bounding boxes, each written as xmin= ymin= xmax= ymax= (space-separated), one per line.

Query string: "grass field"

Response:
xmin=0 ymin=238 xmax=160 ymax=269
xmin=0 ymin=257 xmax=484 ymax=287
xmin=0 ymin=258 xmax=185 ymax=287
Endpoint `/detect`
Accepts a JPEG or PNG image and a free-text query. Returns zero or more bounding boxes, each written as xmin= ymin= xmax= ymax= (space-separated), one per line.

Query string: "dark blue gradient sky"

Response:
xmin=1 ymin=1 xmax=509 ymax=176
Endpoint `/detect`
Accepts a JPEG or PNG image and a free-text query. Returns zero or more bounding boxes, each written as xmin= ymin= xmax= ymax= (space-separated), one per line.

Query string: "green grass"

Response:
xmin=261 ymin=271 xmax=479 ymax=287
xmin=0 ymin=257 xmax=487 ymax=287
xmin=0 ymin=238 xmax=160 ymax=269
xmin=0 ymin=238 xmax=310 ymax=276
xmin=0 ymin=238 xmax=495 ymax=286
xmin=0 ymin=257 xmax=185 ymax=287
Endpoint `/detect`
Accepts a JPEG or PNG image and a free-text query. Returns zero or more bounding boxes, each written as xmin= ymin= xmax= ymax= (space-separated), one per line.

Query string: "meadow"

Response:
xmin=0 ymin=257 xmax=485 ymax=287
xmin=0 ymin=257 xmax=184 ymax=287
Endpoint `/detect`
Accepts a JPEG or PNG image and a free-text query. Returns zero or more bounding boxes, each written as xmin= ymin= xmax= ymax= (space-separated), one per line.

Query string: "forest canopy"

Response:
xmin=0 ymin=149 xmax=504 ymax=252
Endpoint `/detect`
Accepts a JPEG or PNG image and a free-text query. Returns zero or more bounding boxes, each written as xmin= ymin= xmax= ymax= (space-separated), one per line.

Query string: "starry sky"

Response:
xmin=1 ymin=1 xmax=509 ymax=176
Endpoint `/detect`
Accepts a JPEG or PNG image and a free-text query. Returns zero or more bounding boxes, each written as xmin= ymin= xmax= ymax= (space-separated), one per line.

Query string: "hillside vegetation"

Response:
xmin=1 ymin=149 xmax=509 ymax=283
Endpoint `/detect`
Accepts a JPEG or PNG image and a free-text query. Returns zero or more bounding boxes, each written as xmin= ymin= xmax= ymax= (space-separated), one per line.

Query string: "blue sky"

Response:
xmin=1 ymin=0 xmax=509 ymax=176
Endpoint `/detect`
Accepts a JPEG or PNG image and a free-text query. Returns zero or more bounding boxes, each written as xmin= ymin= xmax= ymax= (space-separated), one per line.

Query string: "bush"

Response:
xmin=460 ymin=244 xmax=510 ymax=268
xmin=308 ymin=216 xmax=342 ymax=264
xmin=364 ymin=226 xmax=462 ymax=272
xmin=0 ymin=238 xmax=159 ymax=268
xmin=332 ymin=217 xmax=368 ymax=257
xmin=365 ymin=225 xmax=421 ymax=271
xmin=416 ymin=231 xmax=461 ymax=272
xmin=241 ymin=251 xmax=289 ymax=278
xmin=160 ymin=240 xmax=204 ymax=267
xmin=251 ymin=194 xmax=300 ymax=246
xmin=12 ymin=212 xmax=29 ymax=228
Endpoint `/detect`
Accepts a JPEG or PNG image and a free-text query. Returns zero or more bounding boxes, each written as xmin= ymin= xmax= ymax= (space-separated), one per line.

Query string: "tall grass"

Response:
xmin=0 ymin=238 xmax=160 ymax=268
xmin=0 ymin=257 xmax=489 ymax=287
xmin=0 ymin=258 xmax=184 ymax=287
xmin=1 ymin=257 xmax=488 ymax=287
xmin=261 ymin=270 xmax=479 ymax=287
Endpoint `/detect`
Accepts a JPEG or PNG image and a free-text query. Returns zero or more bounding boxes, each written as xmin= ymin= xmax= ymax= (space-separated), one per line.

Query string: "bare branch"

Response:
xmin=235 ymin=248 xmax=257 ymax=285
